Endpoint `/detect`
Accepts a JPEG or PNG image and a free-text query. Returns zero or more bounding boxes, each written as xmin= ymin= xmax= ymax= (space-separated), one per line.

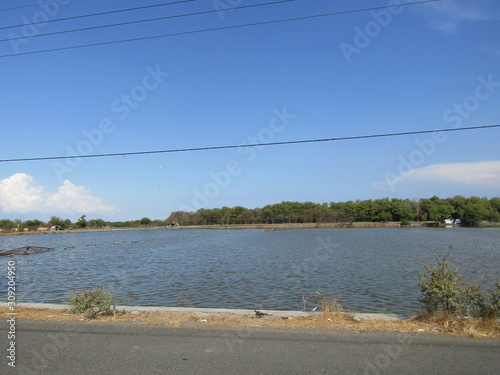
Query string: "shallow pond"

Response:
xmin=1 ymin=227 xmax=499 ymax=316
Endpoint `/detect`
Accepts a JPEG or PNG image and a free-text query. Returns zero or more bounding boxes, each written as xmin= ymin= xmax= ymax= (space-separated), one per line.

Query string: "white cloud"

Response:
xmin=45 ymin=180 xmax=116 ymax=214
xmin=373 ymin=161 xmax=500 ymax=192
xmin=404 ymin=161 xmax=500 ymax=185
xmin=0 ymin=173 xmax=116 ymax=215
xmin=0 ymin=173 xmax=44 ymax=213
xmin=421 ymin=0 xmax=496 ymax=35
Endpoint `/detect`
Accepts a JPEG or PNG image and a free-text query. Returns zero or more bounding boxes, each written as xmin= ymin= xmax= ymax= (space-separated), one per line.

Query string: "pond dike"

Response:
xmin=0 ymin=302 xmax=401 ymax=320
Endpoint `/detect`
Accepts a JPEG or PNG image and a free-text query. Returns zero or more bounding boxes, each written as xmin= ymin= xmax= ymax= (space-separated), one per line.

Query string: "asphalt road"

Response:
xmin=0 ymin=320 xmax=499 ymax=375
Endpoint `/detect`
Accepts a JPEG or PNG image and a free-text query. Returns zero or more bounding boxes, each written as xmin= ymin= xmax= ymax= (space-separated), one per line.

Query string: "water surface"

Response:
xmin=1 ymin=228 xmax=498 ymax=316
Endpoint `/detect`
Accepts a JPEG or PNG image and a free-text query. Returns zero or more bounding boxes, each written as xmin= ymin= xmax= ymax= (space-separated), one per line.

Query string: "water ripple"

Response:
xmin=0 ymin=228 xmax=499 ymax=315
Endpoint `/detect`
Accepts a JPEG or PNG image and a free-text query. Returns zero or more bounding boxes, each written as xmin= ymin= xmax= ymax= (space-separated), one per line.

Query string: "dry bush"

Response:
xmin=415 ymin=311 xmax=499 ymax=338
xmin=417 ymin=253 xmax=500 ymax=320
xmin=66 ymin=286 xmax=117 ymax=320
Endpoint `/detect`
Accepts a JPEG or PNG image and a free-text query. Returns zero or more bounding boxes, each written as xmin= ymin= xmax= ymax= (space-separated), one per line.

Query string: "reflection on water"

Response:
xmin=0 ymin=228 xmax=499 ymax=316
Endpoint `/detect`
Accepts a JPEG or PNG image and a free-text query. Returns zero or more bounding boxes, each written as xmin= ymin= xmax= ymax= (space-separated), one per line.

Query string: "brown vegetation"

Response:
xmin=2 ymin=306 xmax=497 ymax=338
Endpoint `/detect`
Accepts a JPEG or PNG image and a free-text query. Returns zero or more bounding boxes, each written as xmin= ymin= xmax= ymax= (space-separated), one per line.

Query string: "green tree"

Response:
xmin=151 ymin=219 xmax=167 ymax=227
xmin=0 ymin=219 xmax=15 ymax=230
xmin=88 ymin=219 xmax=106 ymax=228
xmin=49 ymin=216 xmax=69 ymax=229
xmin=22 ymin=219 xmax=45 ymax=230
xmin=421 ymin=196 xmax=453 ymax=221
xmin=447 ymin=195 xmax=467 ymax=219
xmin=345 ymin=201 xmax=358 ymax=222
xmin=390 ymin=198 xmax=414 ymax=221
xmin=219 ymin=206 xmax=233 ymax=224
xmin=237 ymin=210 xmax=255 ymax=224
xmin=259 ymin=207 xmax=274 ymax=224
xmin=167 ymin=211 xmax=193 ymax=226
xmin=76 ymin=215 xmax=87 ymax=229
xmin=490 ymin=197 xmax=500 ymax=214
xmin=375 ymin=211 xmax=392 ymax=222
xmin=231 ymin=206 xmax=247 ymax=223
xmin=463 ymin=197 xmax=493 ymax=224
xmin=356 ymin=200 xmax=377 ymax=221
xmin=139 ymin=217 xmax=152 ymax=226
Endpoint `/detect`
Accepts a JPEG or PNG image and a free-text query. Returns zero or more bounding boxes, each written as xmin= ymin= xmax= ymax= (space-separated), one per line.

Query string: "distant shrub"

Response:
xmin=400 ymin=219 xmax=411 ymax=226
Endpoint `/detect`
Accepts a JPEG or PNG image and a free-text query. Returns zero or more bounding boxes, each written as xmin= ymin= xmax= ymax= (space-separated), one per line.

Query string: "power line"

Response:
xmin=0 ymin=2 xmax=53 ymax=12
xmin=0 ymin=0 xmax=438 ymax=59
xmin=0 ymin=0 xmax=69 ymax=13
xmin=0 ymin=0 xmax=195 ymax=30
xmin=1 ymin=0 xmax=294 ymax=43
xmin=1 ymin=124 xmax=498 ymax=163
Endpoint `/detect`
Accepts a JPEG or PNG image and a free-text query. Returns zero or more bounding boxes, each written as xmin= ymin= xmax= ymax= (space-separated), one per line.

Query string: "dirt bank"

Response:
xmin=0 ymin=221 xmax=442 ymax=237
xmin=1 ymin=306 xmax=497 ymax=338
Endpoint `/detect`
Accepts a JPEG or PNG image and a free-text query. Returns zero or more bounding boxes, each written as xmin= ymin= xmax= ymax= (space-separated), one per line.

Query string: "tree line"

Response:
xmin=0 ymin=215 xmax=166 ymax=231
xmin=167 ymin=196 xmax=500 ymax=226
xmin=1 ymin=196 xmax=499 ymax=231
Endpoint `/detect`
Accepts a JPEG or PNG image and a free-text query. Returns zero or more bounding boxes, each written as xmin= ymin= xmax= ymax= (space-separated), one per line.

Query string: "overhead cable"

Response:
xmin=0 ymin=2 xmax=51 ymax=12
xmin=0 ymin=123 xmax=498 ymax=163
xmin=0 ymin=0 xmax=195 ymax=30
xmin=0 ymin=0 xmax=438 ymax=59
xmin=1 ymin=0 xmax=293 ymax=43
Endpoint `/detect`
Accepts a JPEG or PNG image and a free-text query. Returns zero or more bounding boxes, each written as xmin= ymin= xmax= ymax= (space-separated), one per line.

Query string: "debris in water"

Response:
xmin=0 ymin=246 xmax=54 ymax=256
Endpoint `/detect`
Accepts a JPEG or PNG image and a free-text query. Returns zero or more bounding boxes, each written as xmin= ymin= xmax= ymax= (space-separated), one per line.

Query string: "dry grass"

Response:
xmin=2 ymin=306 xmax=498 ymax=338
xmin=412 ymin=312 xmax=500 ymax=338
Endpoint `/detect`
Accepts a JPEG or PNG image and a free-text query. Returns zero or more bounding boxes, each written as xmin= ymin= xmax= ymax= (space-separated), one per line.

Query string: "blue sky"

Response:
xmin=0 ymin=0 xmax=499 ymax=221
